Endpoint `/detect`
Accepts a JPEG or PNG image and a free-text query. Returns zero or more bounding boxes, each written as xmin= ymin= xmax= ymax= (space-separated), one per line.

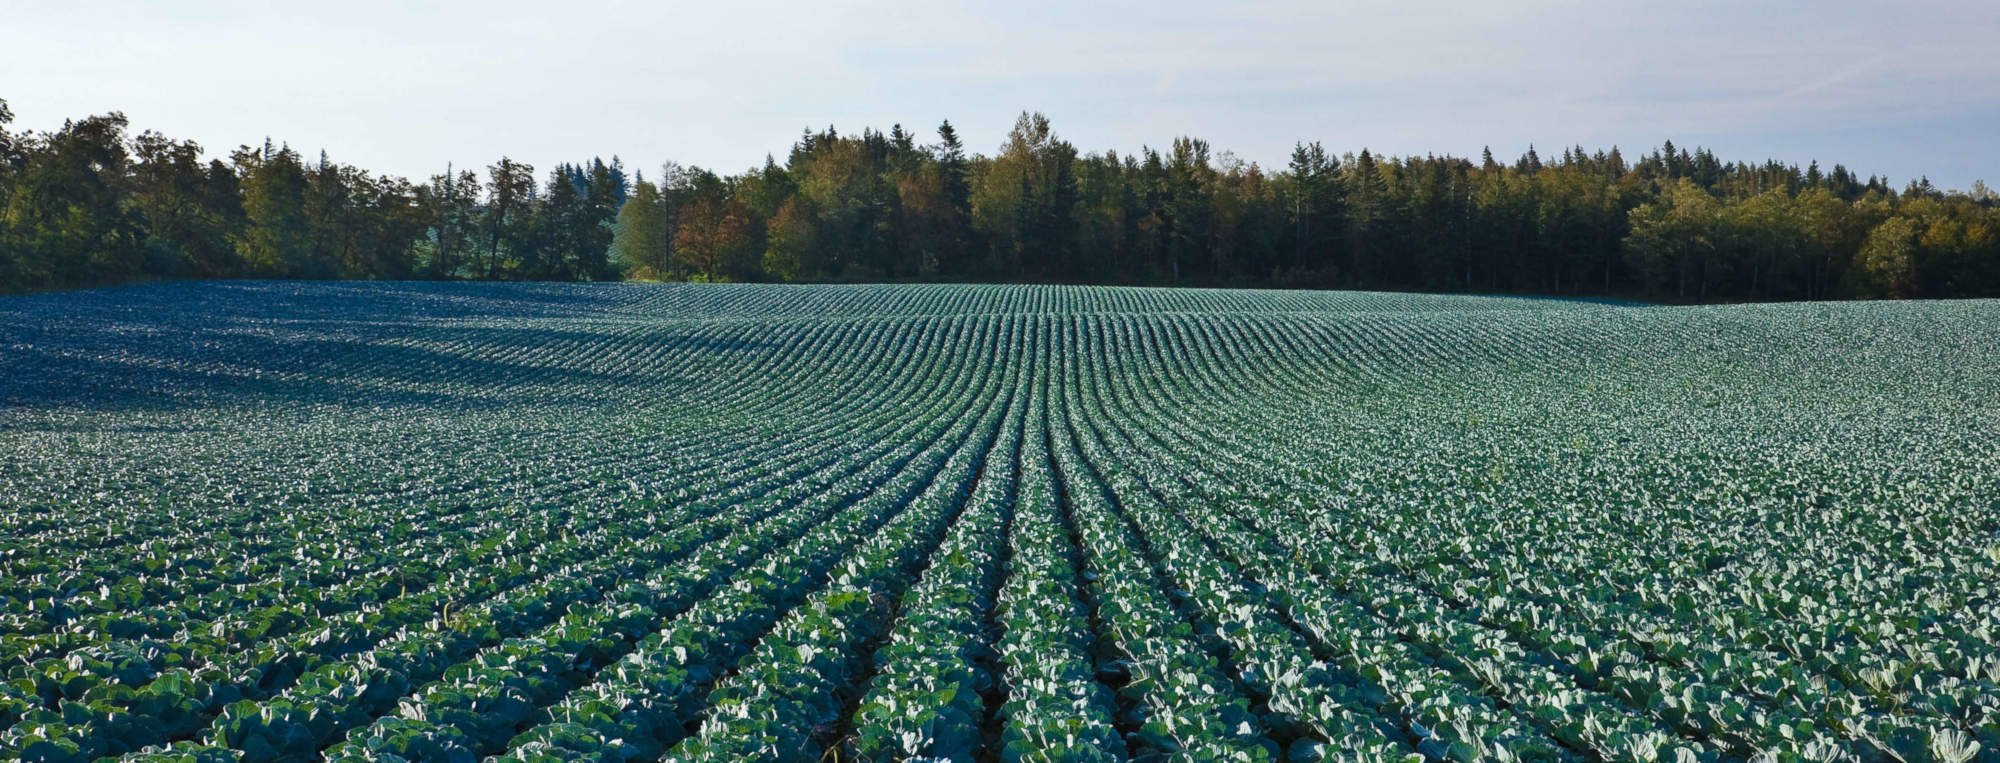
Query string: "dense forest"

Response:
xmin=3 ymin=99 xmax=1996 ymax=301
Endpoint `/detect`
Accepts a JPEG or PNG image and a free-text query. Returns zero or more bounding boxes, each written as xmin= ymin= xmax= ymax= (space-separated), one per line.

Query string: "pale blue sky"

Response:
xmin=4 ymin=0 xmax=1995 ymax=189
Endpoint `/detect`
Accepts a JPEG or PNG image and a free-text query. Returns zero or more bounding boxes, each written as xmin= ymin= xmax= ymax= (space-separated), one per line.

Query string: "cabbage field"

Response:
xmin=1 ymin=281 xmax=1996 ymax=763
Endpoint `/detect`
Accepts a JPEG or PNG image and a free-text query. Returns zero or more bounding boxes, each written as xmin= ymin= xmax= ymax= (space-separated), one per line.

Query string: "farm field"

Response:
xmin=1 ymin=281 xmax=1997 ymax=763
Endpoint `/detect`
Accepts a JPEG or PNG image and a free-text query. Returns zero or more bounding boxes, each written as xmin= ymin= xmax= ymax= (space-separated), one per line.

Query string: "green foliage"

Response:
xmin=8 ymin=106 xmax=2000 ymax=299
xmin=231 ymin=142 xmax=312 ymax=277
xmin=1624 ymin=179 xmax=1724 ymax=298
xmin=1852 ymin=216 xmax=1922 ymax=298
xmin=610 ymin=177 xmax=669 ymax=278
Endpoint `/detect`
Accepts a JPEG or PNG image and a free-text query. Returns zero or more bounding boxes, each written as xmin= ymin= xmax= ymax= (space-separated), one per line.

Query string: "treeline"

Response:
xmin=3 ymin=100 xmax=1997 ymax=300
